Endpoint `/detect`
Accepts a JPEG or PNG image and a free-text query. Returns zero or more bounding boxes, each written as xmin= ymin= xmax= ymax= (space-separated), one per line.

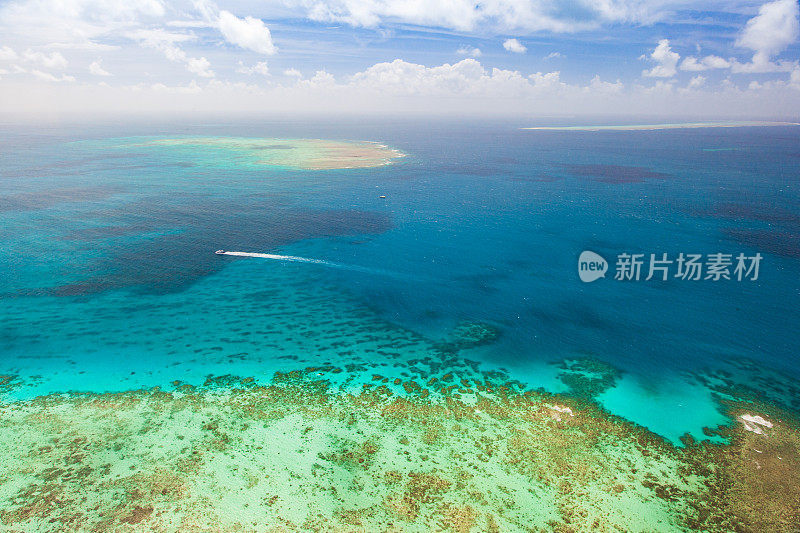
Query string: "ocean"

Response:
xmin=1 ymin=116 xmax=799 ymax=448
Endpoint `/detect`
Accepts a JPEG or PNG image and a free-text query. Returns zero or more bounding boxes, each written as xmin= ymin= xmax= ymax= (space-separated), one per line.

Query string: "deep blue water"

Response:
xmin=1 ymin=117 xmax=799 ymax=443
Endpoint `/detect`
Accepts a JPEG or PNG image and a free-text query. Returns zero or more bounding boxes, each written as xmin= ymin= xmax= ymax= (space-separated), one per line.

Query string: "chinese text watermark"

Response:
xmin=579 ymin=251 xmax=762 ymax=283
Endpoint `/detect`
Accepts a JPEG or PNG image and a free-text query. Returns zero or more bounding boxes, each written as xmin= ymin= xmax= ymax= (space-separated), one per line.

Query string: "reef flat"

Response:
xmin=119 ymin=137 xmax=405 ymax=170
xmin=522 ymin=121 xmax=800 ymax=131
xmin=0 ymin=355 xmax=797 ymax=532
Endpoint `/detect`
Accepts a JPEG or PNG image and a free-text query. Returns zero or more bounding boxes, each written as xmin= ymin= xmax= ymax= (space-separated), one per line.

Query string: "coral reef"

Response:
xmin=0 ymin=358 xmax=797 ymax=532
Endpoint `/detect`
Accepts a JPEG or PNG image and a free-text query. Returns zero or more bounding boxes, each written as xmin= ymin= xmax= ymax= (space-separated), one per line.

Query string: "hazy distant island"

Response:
xmin=522 ymin=121 xmax=800 ymax=131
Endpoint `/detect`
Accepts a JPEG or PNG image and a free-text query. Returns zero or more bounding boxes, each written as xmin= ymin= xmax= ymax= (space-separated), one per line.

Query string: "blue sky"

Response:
xmin=0 ymin=0 xmax=798 ymax=116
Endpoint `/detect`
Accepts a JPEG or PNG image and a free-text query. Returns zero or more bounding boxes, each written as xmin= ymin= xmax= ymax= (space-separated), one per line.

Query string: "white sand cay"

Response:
xmin=123 ymin=137 xmax=405 ymax=170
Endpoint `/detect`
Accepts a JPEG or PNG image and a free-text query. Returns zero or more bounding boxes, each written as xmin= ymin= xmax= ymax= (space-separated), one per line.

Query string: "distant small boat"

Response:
xmin=215 ymin=249 xmax=225 ymax=255
xmin=379 ymin=195 xmax=386 ymax=199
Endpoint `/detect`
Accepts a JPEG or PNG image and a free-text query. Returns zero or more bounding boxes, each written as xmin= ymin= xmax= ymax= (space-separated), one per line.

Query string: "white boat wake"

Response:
xmin=218 ymin=250 xmax=340 ymax=265
xmin=215 ymin=250 xmax=406 ymax=278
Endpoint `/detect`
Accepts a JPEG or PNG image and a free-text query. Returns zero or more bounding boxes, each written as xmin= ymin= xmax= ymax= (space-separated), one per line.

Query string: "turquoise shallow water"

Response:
xmin=1 ymin=118 xmax=799 ymax=444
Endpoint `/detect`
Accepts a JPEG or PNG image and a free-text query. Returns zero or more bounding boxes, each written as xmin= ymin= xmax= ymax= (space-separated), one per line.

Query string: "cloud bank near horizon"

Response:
xmin=0 ymin=0 xmax=798 ymax=116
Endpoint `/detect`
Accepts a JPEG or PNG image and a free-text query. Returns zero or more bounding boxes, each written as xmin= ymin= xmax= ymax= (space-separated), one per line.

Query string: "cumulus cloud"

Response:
xmin=503 ymin=38 xmax=526 ymax=53
xmin=218 ymin=10 xmax=276 ymax=55
xmin=297 ymin=69 xmax=336 ymax=89
xmin=643 ymin=39 xmax=679 ymax=77
xmin=528 ymin=70 xmax=563 ymax=89
xmin=345 ymin=58 xmax=565 ymax=98
xmin=1 ymin=0 xmax=799 ymax=115
xmin=679 ymin=55 xmax=731 ymax=71
xmin=734 ymin=0 xmax=799 ymax=72
xmin=187 ymin=56 xmax=214 ymax=77
xmin=456 ymin=46 xmax=482 ymax=57
xmin=688 ymin=74 xmax=706 ymax=88
xmin=23 ymin=49 xmax=67 ymax=69
xmin=588 ymin=74 xmax=623 ymax=93
xmin=236 ymin=60 xmax=270 ymax=75
xmin=4 ymin=56 xmax=800 ymax=117
xmin=350 ymin=58 xmax=491 ymax=95
xmin=88 ymin=60 xmax=111 ymax=76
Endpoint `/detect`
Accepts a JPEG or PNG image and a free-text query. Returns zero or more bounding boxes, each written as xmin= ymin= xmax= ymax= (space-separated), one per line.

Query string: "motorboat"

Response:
xmin=215 ymin=249 xmax=225 ymax=255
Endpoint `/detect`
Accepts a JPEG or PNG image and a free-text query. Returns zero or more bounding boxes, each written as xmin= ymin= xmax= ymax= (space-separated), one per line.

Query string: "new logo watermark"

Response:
xmin=578 ymin=251 xmax=608 ymax=282
xmin=578 ymin=251 xmax=762 ymax=282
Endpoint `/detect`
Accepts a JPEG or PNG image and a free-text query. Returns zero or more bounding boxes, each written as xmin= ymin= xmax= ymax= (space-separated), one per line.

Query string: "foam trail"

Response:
xmin=217 ymin=250 xmax=407 ymax=278
xmin=220 ymin=251 xmax=338 ymax=265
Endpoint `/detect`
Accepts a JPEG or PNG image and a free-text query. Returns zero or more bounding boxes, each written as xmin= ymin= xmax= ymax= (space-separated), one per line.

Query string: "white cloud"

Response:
xmin=88 ymin=60 xmax=111 ymax=76
xmin=731 ymin=57 xmax=797 ymax=73
xmin=679 ymin=55 xmax=731 ymax=71
xmin=688 ymin=74 xmax=706 ymax=88
xmin=129 ymin=28 xmax=189 ymax=44
xmin=0 ymin=0 xmax=166 ymax=47
xmin=503 ymin=38 xmax=526 ymax=53
xmin=218 ymin=10 xmax=276 ymax=55
xmin=456 ymin=46 xmax=482 ymax=57
xmin=791 ymin=67 xmax=800 ymax=87
xmin=30 ymin=69 xmax=74 ymax=82
xmin=345 ymin=58 xmax=567 ymax=98
xmin=643 ymin=39 xmax=679 ymax=77
xmin=167 ymin=19 xmax=214 ymax=29
xmin=642 ymin=79 xmax=676 ymax=93
xmin=47 ymin=40 xmax=120 ymax=51
xmin=23 ymin=49 xmax=67 ymax=69
xmin=1 ymin=1 xmax=799 ymax=116
xmin=734 ymin=0 xmax=799 ymax=72
xmin=297 ymin=69 xmax=336 ymax=89
xmin=236 ymin=60 xmax=270 ymax=75
xmin=293 ymin=0 xmax=712 ymax=33
xmin=0 ymin=45 xmax=18 ymax=61
xmin=588 ymin=74 xmax=623 ymax=93
xmin=300 ymin=0 xmax=477 ymax=30
xmin=350 ymin=58 xmax=503 ymax=95
xmin=737 ymin=0 xmax=799 ymax=58
xmin=187 ymin=56 xmax=214 ymax=77
xmin=4 ymin=57 xmax=800 ymax=118
xmin=702 ymin=55 xmax=732 ymax=69
xmin=528 ymin=70 xmax=562 ymax=89
xmin=129 ymin=29 xmax=214 ymax=78
xmin=150 ymin=80 xmax=202 ymax=94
